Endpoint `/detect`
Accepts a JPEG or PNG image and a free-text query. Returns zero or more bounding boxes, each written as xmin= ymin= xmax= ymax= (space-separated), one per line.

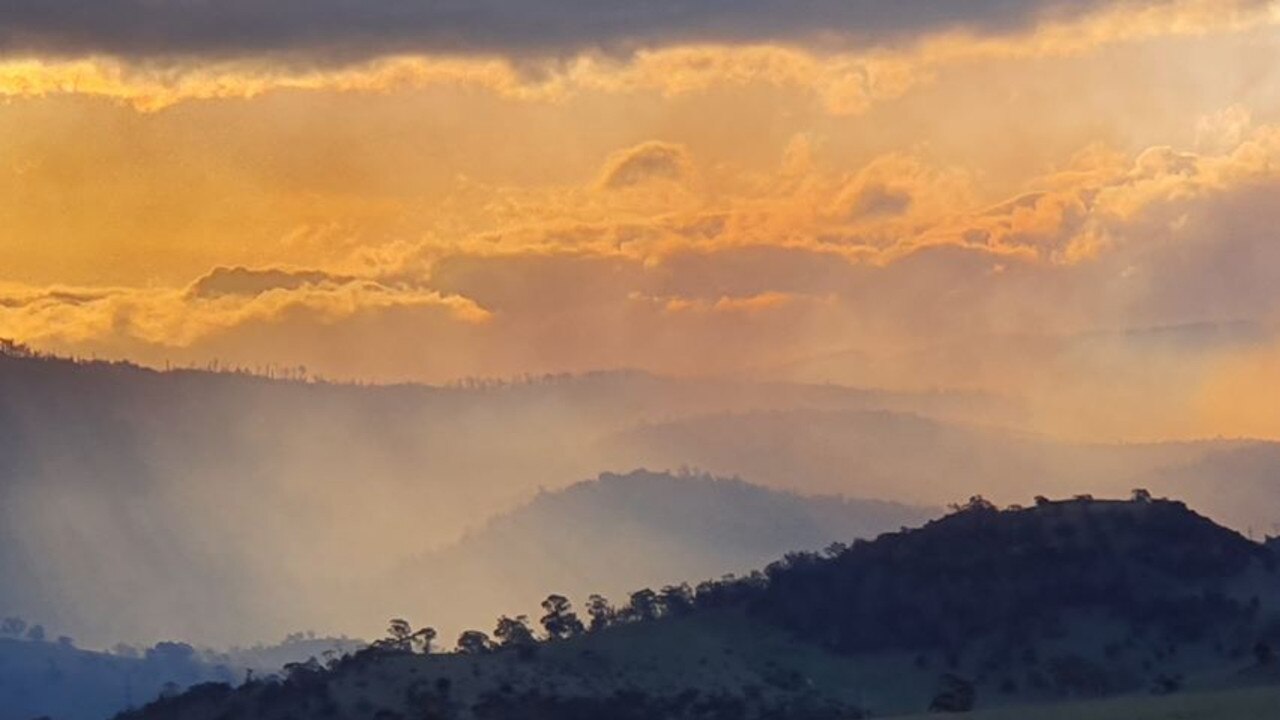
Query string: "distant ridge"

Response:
xmin=392 ymin=469 xmax=936 ymax=636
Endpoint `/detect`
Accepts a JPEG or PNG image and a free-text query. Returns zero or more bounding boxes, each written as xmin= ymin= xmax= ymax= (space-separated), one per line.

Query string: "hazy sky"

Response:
xmin=2 ymin=0 xmax=1280 ymax=437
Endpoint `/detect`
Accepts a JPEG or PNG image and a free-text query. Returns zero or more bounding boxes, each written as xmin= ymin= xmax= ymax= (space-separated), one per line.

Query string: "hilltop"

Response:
xmin=116 ymin=495 xmax=1280 ymax=720
xmin=388 ymin=470 xmax=935 ymax=638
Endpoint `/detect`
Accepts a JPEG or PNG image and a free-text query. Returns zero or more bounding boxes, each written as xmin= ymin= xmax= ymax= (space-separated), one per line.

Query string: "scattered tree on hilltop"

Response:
xmin=539 ymin=595 xmax=585 ymax=640
xmin=584 ymin=594 xmax=615 ymax=632
xmin=373 ymin=619 xmax=436 ymax=654
xmin=456 ymin=630 xmax=494 ymax=655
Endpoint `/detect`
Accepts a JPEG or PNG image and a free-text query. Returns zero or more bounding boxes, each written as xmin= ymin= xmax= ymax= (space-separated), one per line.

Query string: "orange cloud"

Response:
xmin=599 ymin=141 xmax=693 ymax=189
xmin=0 ymin=0 xmax=1270 ymax=113
xmin=0 ymin=277 xmax=489 ymax=350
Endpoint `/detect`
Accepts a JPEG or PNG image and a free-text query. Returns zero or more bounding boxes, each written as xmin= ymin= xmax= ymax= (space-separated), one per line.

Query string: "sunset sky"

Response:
xmin=3 ymin=0 xmax=1280 ymax=437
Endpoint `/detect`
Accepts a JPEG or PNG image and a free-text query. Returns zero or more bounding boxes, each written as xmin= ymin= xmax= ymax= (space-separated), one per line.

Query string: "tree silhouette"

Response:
xmin=539 ymin=595 xmax=585 ymax=639
xmin=456 ymin=630 xmax=493 ymax=654
xmin=383 ymin=618 xmax=414 ymax=652
xmin=376 ymin=619 xmax=435 ymax=653
xmin=660 ymin=584 xmax=695 ymax=616
xmin=626 ymin=588 xmax=661 ymax=622
xmin=412 ymin=626 xmax=438 ymax=654
xmin=494 ymin=615 xmax=537 ymax=659
xmin=585 ymin=594 xmax=615 ymax=632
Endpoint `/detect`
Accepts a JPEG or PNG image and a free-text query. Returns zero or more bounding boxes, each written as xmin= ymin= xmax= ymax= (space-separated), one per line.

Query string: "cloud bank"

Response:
xmin=2 ymin=0 xmax=1279 ymax=438
xmin=0 ymin=0 xmax=1214 ymax=60
xmin=4 ymin=123 xmax=1280 ymax=438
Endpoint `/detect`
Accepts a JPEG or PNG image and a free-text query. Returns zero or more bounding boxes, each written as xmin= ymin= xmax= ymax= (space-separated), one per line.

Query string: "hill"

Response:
xmin=892 ymin=684 xmax=1280 ymax=720
xmin=599 ymin=409 xmax=1272 ymax=521
xmin=0 ymin=634 xmax=360 ymax=720
xmin=382 ymin=470 xmax=935 ymax=639
xmin=5 ymin=348 xmax=1280 ymax=649
xmin=0 ymin=349 xmax=1003 ymax=647
xmin=114 ymin=496 xmax=1280 ymax=720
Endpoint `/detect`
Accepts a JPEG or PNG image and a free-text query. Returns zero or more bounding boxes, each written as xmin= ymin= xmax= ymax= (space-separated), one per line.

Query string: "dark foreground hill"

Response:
xmin=117 ymin=496 xmax=1280 ymax=720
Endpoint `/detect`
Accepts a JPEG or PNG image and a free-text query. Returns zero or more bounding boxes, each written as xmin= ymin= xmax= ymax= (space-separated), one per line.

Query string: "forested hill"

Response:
xmin=117 ymin=495 xmax=1280 ymax=720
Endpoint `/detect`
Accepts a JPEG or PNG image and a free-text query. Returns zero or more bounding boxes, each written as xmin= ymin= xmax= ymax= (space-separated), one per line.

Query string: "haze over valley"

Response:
xmin=3 ymin=0 xmax=1280 ymax=717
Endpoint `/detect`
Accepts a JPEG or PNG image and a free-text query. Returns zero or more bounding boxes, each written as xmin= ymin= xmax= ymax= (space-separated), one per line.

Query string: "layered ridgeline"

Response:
xmin=119 ymin=496 xmax=1280 ymax=720
xmin=386 ymin=471 xmax=935 ymax=639
xmin=0 ymin=468 xmax=928 ymax=720
xmin=0 ymin=345 xmax=1000 ymax=647
xmin=4 ymin=346 xmax=1280 ymax=648
xmin=0 ymin=634 xmax=361 ymax=720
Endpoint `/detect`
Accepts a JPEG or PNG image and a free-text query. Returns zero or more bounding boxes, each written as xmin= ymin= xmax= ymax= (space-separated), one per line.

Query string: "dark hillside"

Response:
xmin=115 ymin=496 xmax=1280 ymax=720
xmin=750 ymin=496 xmax=1269 ymax=656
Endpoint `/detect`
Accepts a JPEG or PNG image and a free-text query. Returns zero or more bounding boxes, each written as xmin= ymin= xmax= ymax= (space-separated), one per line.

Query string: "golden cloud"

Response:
xmin=0 ymin=277 xmax=489 ymax=349
xmin=599 ymin=141 xmax=693 ymax=190
xmin=0 ymin=0 xmax=1270 ymax=113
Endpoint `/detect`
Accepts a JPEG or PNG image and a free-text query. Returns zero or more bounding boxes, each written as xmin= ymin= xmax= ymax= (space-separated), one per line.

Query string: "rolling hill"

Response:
xmin=4 ymin=346 xmax=1279 ymax=651
xmin=0 ymin=349 xmax=999 ymax=647
xmin=599 ymin=409 xmax=1277 ymax=527
xmin=114 ymin=495 xmax=1280 ymax=720
xmin=0 ymin=634 xmax=362 ymax=720
xmin=382 ymin=470 xmax=936 ymax=639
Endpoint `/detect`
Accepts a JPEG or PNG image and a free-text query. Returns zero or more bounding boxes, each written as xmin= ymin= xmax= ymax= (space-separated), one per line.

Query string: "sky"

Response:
xmin=2 ymin=0 xmax=1280 ymax=438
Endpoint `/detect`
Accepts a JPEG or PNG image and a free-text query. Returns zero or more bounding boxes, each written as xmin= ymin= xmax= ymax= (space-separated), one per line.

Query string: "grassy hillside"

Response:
xmin=891 ymin=684 xmax=1280 ymax=720
xmin=116 ymin=496 xmax=1280 ymax=720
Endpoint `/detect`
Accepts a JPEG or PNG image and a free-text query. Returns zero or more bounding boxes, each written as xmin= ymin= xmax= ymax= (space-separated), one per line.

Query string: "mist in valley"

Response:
xmin=2 ymin=339 xmax=1278 ymax=655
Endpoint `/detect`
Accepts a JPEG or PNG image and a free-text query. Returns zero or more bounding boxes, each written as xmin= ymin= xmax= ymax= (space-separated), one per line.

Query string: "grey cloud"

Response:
xmin=188 ymin=266 xmax=353 ymax=299
xmin=0 ymin=0 xmax=1190 ymax=60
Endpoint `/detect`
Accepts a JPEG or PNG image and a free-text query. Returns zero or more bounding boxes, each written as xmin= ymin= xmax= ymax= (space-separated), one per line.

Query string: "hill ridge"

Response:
xmin=116 ymin=494 xmax=1280 ymax=720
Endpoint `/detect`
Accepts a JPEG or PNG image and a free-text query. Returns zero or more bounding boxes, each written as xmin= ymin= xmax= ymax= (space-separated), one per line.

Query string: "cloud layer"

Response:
xmin=4 ymin=121 xmax=1280 ymax=438
xmin=0 ymin=0 xmax=1203 ymax=59
xmin=0 ymin=0 xmax=1271 ymax=112
xmin=2 ymin=0 xmax=1280 ymax=438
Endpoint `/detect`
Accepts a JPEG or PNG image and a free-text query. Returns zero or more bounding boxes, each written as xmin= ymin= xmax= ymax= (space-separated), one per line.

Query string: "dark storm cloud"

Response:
xmin=0 ymin=0 xmax=1179 ymax=60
